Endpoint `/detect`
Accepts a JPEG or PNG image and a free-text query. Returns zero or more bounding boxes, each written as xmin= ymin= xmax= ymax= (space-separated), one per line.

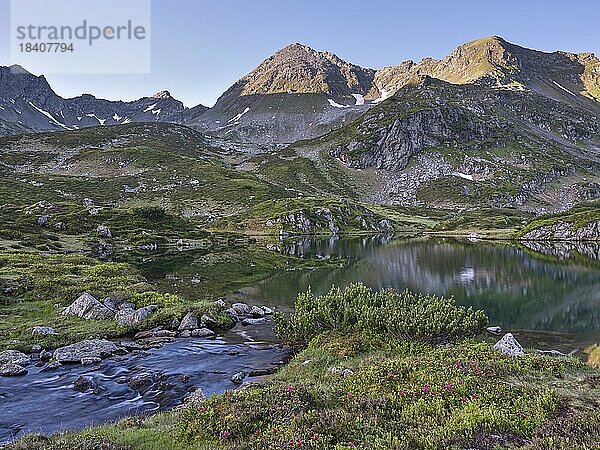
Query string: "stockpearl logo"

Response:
xmin=9 ymin=0 xmax=151 ymax=74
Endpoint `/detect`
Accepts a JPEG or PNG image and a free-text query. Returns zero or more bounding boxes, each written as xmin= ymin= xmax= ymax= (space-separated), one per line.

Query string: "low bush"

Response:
xmin=274 ymin=283 xmax=488 ymax=349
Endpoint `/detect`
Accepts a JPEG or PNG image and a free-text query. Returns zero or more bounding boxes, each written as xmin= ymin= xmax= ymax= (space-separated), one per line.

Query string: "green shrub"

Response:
xmin=274 ymin=283 xmax=488 ymax=348
xmin=131 ymin=291 xmax=182 ymax=308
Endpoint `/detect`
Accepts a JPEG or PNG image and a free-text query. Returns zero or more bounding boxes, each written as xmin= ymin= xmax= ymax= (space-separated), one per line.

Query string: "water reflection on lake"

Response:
xmin=231 ymin=236 xmax=600 ymax=346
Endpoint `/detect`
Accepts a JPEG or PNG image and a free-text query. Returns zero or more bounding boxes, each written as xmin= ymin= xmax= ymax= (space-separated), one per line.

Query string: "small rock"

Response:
xmin=249 ymin=306 xmax=265 ymax=318
xmin=116 ymin=306 xmax=156 ymax=327
xmin=170 ymin=317 xmax=180 ymax=330
xmin=39 ymin=350 xmax=53 ymax=361
xmin=213 ymin=299 xmax=226 ymax=309
xmin=486 ymin=326 xmax=502 ymax=335
xmin=96 ymin=225 xmax=112 ymax=238
xmin=73 ymin=375 xmax=99 ymax=392
xmin=191 ymin=328 xmax=215 ymax=338
xmin=493 ymin=333 xmax=525 ymax=357
xmin=81 ymin=357 xmax=102 ymax=365
xmin=115 ymin=308 xmax=136 ymax=327
xmin=178 ymin=330 xmax=192 ymax=338
xmin=230 ymin=371 xmax=247 ymax=384
xmin=32 ymin=326 xmax=58 ymax=335
xmin=128 ymin=372 xmax=158 ymax=392
xmin=0 ymin=363 xmax=27 ymax=376
xmin=224 ymin=308 xmax=240 ymax=322
xmin=178 ymin=312 xmax=199 ymax=331
xmin=231 ymin=303 xmax=251 ymax=316
xmin=30 ymin=345 xmax=42 ymax=353
xmin=37 ymin=215 xmax=49 ymax=226
xmin=40 ymin=361 xmax=62 ymax=372
xmin=134 ymin=330 xmax=156 ymax=340
xmin=54 ymin=339 xmax=118 ymax=363
xmin=241 ymin=317 xmax=267 ymax=326
xmin=120 ymin=341 xmax=146 ymax=351
xmin=132 ymin=306 xmax=157 ymax=325
xmin=154 ymin=330 xmax=177 ymax=338
xmin=261 ymin=306 xmax=273 ymax=315
xmin=301 ymin=360 xmax=312 ymax=366
xmin=327 ymin=366 xmax=354 ymax=377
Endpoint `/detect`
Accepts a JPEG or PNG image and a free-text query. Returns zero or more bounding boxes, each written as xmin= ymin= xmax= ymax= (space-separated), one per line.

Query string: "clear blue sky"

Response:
xmin=1 ymin=0 xmax=599 ymax=107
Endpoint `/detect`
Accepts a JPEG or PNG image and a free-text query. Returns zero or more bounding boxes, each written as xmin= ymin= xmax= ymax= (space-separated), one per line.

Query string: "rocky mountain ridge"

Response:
xmin=0 ymin=65 xmax=205 ymax=135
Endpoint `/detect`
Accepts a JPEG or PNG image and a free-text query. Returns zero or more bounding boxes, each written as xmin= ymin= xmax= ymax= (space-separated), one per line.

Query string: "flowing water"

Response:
xmin=2 ymin=236 xmax=599 ymax=443
xmin=0 ymin=335 xmax=287 ymax=444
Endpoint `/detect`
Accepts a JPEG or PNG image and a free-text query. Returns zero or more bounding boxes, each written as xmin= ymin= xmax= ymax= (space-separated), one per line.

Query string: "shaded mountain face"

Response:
xmin=306 ymin=71 xmax=600 ymax=212
xmin=191 ymin=44 xmax=376 ymax=143
xmin=0 ymin=65 xmax=202 ymax=134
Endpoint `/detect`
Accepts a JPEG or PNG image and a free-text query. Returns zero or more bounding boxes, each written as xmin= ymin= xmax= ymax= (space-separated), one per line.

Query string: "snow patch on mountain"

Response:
xmin=327 ymin=99 xmax=348 ymax=108
xmin=552 ymin=80 xmax=577 ymax=97
xmin=28 ymin=102 xmax=70 ymax=129
xmin=228 ymin=107 xmax=250 ymax=123
xmin=351 ymin=94 xmax=365 ymax=106
xmin=86 ymin=113 xmax=106 ymax=125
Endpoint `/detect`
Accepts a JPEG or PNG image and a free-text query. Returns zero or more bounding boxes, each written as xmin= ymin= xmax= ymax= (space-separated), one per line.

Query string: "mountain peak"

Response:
xmin=235 ymin=43 xmax=375 ymax=97
xmin=153 ymin=90 xmax=172 ymax=99
xmin=6 ymin=64 xmax=32 ymax=75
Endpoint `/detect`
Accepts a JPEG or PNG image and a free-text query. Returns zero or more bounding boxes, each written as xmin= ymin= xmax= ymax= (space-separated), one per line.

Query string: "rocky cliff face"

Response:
xmin=330 ymin=78 xmax=509 ymax=171
xmin=520 ymin=220 xmax=600 ymax=241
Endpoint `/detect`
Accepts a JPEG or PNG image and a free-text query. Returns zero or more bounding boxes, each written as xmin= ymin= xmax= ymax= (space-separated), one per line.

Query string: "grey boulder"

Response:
xmin=178 ymin=312 xmax=199 ymax=331
xmin=32 ymin=326 xmax=59 ymax=335
xmin=115 ymin=305 xmax=157 ymax=327
xmin=190 ymin=328 xmax=214 ymax=338
xmin=0 ymin=363 xmax=28 ymax=376
xmin=54 ymin=339 xmax=118 ymax=363
xmin=493 ymin=333 xmax=525 ymax=357
xmin=62 ymin=293 xmax=115 ymax=320
xmin=0 ymin=350 xmax=30 ymax=367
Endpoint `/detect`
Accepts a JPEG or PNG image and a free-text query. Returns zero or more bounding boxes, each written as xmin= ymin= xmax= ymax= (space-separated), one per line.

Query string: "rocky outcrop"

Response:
xmin=62 ymin=293 xmax=115 ymax=320
xmin=520 ymin=220 xmax=600 ymax=241
xmin=331 ymin=101 xmax=504 ymax=171
xmin=53 ymin=339 xmax=118 ymax=363
xmin=266 ymin=205 xmax=395 ymax=235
